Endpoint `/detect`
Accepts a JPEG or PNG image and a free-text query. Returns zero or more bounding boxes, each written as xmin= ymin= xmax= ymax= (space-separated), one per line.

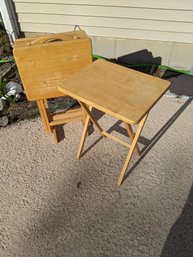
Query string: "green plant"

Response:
xmin=0 ymin=76 xmax=16 ymax=103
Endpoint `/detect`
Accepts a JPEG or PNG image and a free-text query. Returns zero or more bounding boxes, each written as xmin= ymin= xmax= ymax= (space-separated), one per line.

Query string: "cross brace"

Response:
xmin=78 ymin=102 xmax=148 ymax=186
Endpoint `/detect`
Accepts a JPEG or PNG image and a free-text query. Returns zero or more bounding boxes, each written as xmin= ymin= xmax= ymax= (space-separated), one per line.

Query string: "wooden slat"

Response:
xmin=18 ymin=14 xmax=193 ymax=33
xmin=58 ymin=60 xmax=170 ymax=125
xmin=19 ymin=23 xmax=193 ymax=43
xmin=13 ymin=0 xmax=193 ymax=10
xmin=79 ymin=102 xmax=103 ymax=135
xmin=124 ymin=122 xmax=140 ymax=156
xmin=117 ymin=115 xmax=148 ymax=186
xmin=102 ymin=131 xmax=131 ymax=148
xmin=50 ymin=108 xmax=84 ymax=121
xmin=49 ymin=115 xmax=83 ymax=126
xmin=37 ymin=99 xmax=51 ymax=133
xmin=77 ymin=106 xmax=92 ymax=160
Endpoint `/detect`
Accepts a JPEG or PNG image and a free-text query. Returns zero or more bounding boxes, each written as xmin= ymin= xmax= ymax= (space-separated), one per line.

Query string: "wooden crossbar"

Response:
xmin=77 ymin=101 xmax=149 ymax=186
xmin=102 ymin=131 xmax=131 ymax=148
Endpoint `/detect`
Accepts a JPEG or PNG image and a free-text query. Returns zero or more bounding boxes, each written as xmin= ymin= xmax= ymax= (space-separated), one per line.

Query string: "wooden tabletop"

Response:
xmin=58 ymin=60 xmax=170 ymax=124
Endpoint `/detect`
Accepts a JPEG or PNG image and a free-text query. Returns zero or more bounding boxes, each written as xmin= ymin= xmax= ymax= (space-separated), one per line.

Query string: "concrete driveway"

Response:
xmin=1 ymin=96 xmax=193 ymax=257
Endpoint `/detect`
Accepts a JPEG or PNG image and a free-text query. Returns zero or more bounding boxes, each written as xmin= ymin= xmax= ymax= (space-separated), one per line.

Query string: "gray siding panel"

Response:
xmin=13 ymin=1 xmax=193 ymax=43
xmin=13 ymin=0 xmax=193 ymax=10
xmin=18 ymin=14 xmax=193 ymax=34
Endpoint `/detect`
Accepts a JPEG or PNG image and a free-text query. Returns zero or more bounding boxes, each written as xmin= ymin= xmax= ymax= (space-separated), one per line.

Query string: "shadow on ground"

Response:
xmin=117 ymin=49 xmax=161 ymax=75
xmin=82 ymin=99 xmax=192 ymax=185
xmin=123 ymin=99 xmax=192 ymax=183
xmin=167 ymin=74 xmax=193 ymax=97
xmin=160 ymin=184 xmax=193 ymax=257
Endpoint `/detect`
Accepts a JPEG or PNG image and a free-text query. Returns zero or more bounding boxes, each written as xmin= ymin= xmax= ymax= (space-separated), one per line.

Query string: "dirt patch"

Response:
xmin=2 ymin=95 xmax=78 ymax=125
xmin=3 ymin=96 xmax=38 ymax=123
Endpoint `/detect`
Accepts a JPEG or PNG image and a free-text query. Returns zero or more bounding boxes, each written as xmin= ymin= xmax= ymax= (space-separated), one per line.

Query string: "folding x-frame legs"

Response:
xmin=117 ymin=115 xmax=147 ymax=186
xmin=78 ymin=102 xmax=148 ymax=186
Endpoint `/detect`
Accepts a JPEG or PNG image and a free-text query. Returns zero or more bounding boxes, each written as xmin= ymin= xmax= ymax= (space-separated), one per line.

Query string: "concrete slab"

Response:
xmin=1 ymin=96 xmax=193 ymax=257
xmin=169 ymin=43 xmax=193 ymax=70
xmin=115 ymin=39 xmax=174 ymax=66
xmin=90 ymin=36 xmax=116 ymax=58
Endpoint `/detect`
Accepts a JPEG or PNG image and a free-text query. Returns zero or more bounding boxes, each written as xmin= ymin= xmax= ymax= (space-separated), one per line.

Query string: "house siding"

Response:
xmin=13 ymin=0 xmax=193 ymax=43
xmin=12 ymin=0 xmax=193 ymax=69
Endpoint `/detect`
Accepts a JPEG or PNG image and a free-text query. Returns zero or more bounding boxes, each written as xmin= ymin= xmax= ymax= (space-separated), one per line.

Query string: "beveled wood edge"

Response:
xmin=57 ymin=82 xmax=170 ymax=125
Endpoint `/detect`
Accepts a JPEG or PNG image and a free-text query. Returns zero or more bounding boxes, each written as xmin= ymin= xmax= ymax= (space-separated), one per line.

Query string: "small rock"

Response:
xmin=0 ymin=115 xmax=9 ymax=127
xmin=0 ymin=99 xmax=5 ymax=112
xmin=77 ymin=181 xmax=81 ymax=188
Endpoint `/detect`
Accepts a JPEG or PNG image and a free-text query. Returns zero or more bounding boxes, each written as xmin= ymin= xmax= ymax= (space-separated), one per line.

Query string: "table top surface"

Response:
xmin=58 ymin=59 xmax=170 ymax=124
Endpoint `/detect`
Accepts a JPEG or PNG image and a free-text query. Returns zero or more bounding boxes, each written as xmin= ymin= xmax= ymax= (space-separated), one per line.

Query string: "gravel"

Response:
xmin=0 ymin=96 xmax=193 ymax=257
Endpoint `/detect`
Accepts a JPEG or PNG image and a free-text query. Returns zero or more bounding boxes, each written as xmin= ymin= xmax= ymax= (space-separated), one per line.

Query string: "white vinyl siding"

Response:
xmin=13 ymin=0 xmax=193 ymax=43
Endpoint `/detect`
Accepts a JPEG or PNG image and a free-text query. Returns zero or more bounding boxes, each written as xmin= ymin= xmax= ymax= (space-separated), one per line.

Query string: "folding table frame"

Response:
xmin=77 ymin=103 xmax=148 ymax=186
xmin=58 ymin=59 xmax=170 ymax=186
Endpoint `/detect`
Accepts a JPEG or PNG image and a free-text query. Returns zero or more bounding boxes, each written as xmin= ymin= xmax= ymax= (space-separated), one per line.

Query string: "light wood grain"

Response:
xmin=37 ymin=100 xmax=51 ymax=134
xmin=58 ymin=59 xmax=169 ymax=185
xmin=117 ymin=115 xmax=148 ymax=186
xmin=58 ymin=59 xmax=169 ymax=186
xmin=14 ymin=30 xmax=88 ymax=48
xmin=77 ymin=105 xmax=92 ymax=159
xmin=58 ymin=59 xmax=170 ymax=125
xmin=50 ymin=108 xmax=84 ymax=121
xmin=13 ymin=34 xmax=92 ymax=101
xmin=14 ymin=30 xmax=92 ymax=142
xmin=49 ymin=108 xmax=84 ymax=126
xmin=124 ymin=122 xmax=140 ymax=156
xmin=102 ymin=131 xmax=131 ymax=148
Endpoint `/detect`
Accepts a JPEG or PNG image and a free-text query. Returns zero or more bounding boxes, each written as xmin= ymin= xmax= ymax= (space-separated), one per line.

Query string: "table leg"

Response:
xmin=80 ymin=103 xmax=103 ymax=135
xmin=77 ymin=106 xmax=92 ymax=159
xmin=37 ymin=100 xmax=51 ymax=134
xmin=77 ymin=102 xmax=104 ymax=159
xmin=124 ymin=122 xmax=140 ymax=156
xmin=117 ymin=114 xmax=148 ymax=186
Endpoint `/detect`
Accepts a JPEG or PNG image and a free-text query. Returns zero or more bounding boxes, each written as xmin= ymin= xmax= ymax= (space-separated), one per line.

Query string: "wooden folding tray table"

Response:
xmin=58 ymin=60 xmax=170 ymax=186
xmin=13 ymin=30 xmax=92 ymax=143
